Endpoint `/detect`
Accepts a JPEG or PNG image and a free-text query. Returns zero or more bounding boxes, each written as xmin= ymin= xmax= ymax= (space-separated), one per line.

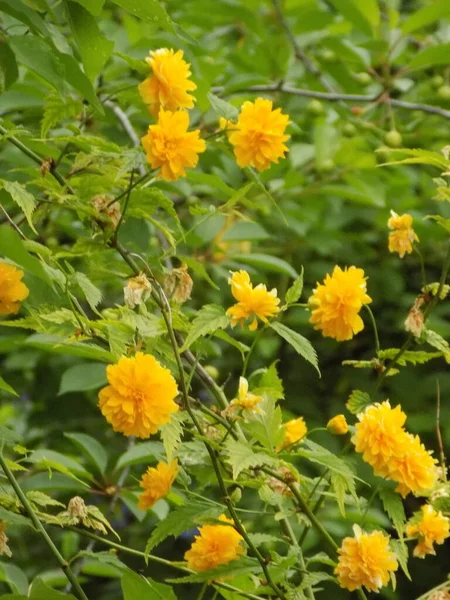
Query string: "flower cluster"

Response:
xmin=352 ymin=401 xmax=439 ymax=496
xmin=406 ymin=504 xmax=450 ymax=558
xmin=138 ymin=460 xmax=178 ymax=510
xmin=0 ymin=263 xmax=29 ymax=315
xmin=226 ymin=270 xmax=280 ymax=331
xmin=335 ymin=525 xmax=398 ymax=592
xmin=309 ymin=265 xmax=372 ymax=341
xmin=98 ymin=352 xmax=179 ymax=438
xmin=184 ymin=514 xmax=244 ymax=571
xmin=388 ymin=211 xmax=419 ymax=258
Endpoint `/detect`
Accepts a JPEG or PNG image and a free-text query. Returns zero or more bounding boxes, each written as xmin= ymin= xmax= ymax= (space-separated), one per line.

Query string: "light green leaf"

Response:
xmin=26 ymin=491 xmax=65 ymax=509
xmin=0 ymin=564 xmax=28 ymax=595
xmin=379 ymin=488 xmax=406 ymax=538
xmin=115 ymin=441 xmax=164 ymax=471
xmin=41 ymin=91 xmax=83 ymax=138
xmin=207 ymin=92 xmax=239 ymax=121
xmin=346 ymin=389 xmax=372 ymax=414
xmin=0 ymin=0 xmax=49 ymax=35
xmin=25 ymin=334 xmax=113 ymax=362
xmin=66 ymin=1 xmax=114 ymax=81
xmin=390 ymin=538 xmax=411 ymax=581
xmin=270 ymin=321 xmax=319 ymax=375
xmin=0 ymin=226 xmax=52 ymax=286
xmin=9 ymin=36 xmax=65 ymax=94
xmin=0 ymin=375 xmax=17 ymax=396
xmin=57 ymin=52 xmax=103 ymax=113
xmin=28 ymin=577 xmax=77 ymax=600
xmin=284 ymin=268 xmax=304 ymax=306
xmin=181 ymin=304 xmax=229 ymax=351
xmin=110 ymin=0 xmax=175 ymax=32
xmin=128 ymin=188 xmax=182 ymax=233
xmin=0 ymin=507 xmax=31 ymax=527
xmin=225 ymin=438 xmax=277 ymax=479
xmin=378 ymin=148 xmax=448 ymax=170
xmin=0 ymin=181 xmax=37 ymax=233
xmin=298 ymin=440 xmax=357 ymax=482
xmin=426 ymin=214 xmax=450 ymax=234
xmin=122 ymin=570 xmax=178 ymax=600
xmin=378 ymin=349 xmax=442 ymax=366
xmin=145 ymin=501 xmax=223 ymax=554
xmin=401 ymin=0 xmax=450 ymax=34
xmin=70 ymin=0 xmax=104 ymax=16
xmin=328 ymin=0 xmax=378 ymax=35
xmin=160 ymin=412 xmax=185 ymax=462
xmin=245 ymin=395 xmax=284 ymax=449
xmin=74 ymin=272 xmax=103 ymax=310
xmin=422 ymin=329 xmax=450 ymax=353
xmin=408 ymin=43 xmax=450 ymax=71
xmin=253 ymin=362 xmax=284 ymax=401
xmin=233 ymin=253 xmax=298 ymax=278
xmin=27 ymin=449 xmax=92 ymax=480
xmin=222 ymin=222 xmax=270 ymax=242
xmin=65 ymin=432 xmax=108 ymax=475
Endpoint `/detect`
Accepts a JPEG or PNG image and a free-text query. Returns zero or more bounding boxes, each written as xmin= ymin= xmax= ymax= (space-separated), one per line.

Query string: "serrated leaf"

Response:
xmin=346 ymin=389 xmax=372 ymax=415
xmin=145 ymin=501 xmax=223 ymax=554
xmin=0 ymin=425 xmax=22 ymax=446
xmin=422 ymin=329 xmax=450 ymax=353
xmin=284 ymin=268 xmax=304 ymax=306
xmin=378 ymin=148 xmax=448 ymax=170
xmin=41 ymin=91 xmax=82 ymax=138
xmin=207 ymin=92 xmax=239 ymax=121
xmin=110 ymin=0 xmax=175 ymax=33
xmin=377 ymin=349 xmax=442 ymax=366
xmin=26 ymin=491 xmax=65 ymax=508
xmin=128 ymin=188 xmax=182 ymax=234
xmin=390 ymin=538 xmax=411 ymax=581
xmin=181 ymin=304 xmax=229 ymax=351
xmin=160 ymin=412 xmax=185 ymax=462
xmin=0 ymin=507 xmax=32 ymax=527
xmin=247 ymin=533 xmax=281 ymax=546
xmin=74 ymin=272 xmax=103 ymax=310
xmin=298 ymin=440 xmax=357 ymax=482
xmin=379 ymin=488 xmax=405 ymax=537
xmin=253 ymin=361 xmax=284 ymax=400
xmin=270 ymin=322 xmax=319 ymax=375
xmin=245 ymin=394 xmax=284 ymax=450
xmin=0 ymin=181 xmax=36 ymax=234
xmin=0 ymin=227 xmax=52 ymax=286
xmin=225 ymin=438 xmax=276 ymax=479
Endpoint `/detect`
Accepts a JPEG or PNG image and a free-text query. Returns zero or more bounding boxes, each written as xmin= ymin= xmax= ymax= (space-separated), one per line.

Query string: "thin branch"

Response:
xmin=0 ymin=205 xmax=27 ymax=240
xmin=436 ymin=380 xmax=447 ymax=481
xmin=103 ymin=99 xmax=143 ymax=152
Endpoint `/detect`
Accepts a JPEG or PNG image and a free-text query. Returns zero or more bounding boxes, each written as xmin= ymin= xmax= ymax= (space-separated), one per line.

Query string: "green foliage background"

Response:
xmin=0 ymin=0 xmax=450 ymax=598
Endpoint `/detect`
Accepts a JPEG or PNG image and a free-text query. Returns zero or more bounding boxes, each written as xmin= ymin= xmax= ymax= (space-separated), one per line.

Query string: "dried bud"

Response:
xmin=91 ymin=194 xmax=121 ymax=228
xmin=405 ymin=296 xmax=424 ymax=338
xmin=266 ymin=466 xmax=298 ymax=496
xmin=40 ymin=157 xmax=54 ymax=177
xmin=0 ymin=522 xmax=12 ymax=558
xmin=123 ymin=273 xmax=151 ymax=309
xmin=327 ymin=414 xmax=349 ymax=435
xmin=67 ymin=496 xmax=88 ymax=520
xmin=164 ymin=264 xmax=193 ymax=304
xmin=428 ymin=589 xmax=450 ymax=600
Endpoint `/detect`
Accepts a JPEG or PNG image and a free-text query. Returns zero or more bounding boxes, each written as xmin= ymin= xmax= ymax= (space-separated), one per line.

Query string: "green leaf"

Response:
xmin=0 ymin=42 xmax=18 ymax=92
xmin=377 ymin=349 xmax=442 ymax=366
xmin=0 ymin=181 xmax=37 ymax=234
xmin=129 ymin=188 xmax=182 ymax=233
xmin=426 ymin=214 xmax=450 ymax=234
xmin=65 ymin=432 xmax=108 ymax=475
xmin=66 ymin=1 xmax=114 ymax=81
xmin=57 ymin=52 xmax=103 ymax=113
xmin=422 ymin=329 xmax=450 ymax=353
xmin=169 ymin=557 xmax=260 ymax=583
xmin=70 ymin=0 xmax=104 ymax=16
xmin=145 ymin=501 xmax=223 ymax=554
xmin=58 ymin=363 xmax=107 ymax=395
xmin=0 ymin=564 xmax=28 ymax=595
xmin=115 ymin=441 xmax=164 ymax=471
xmin=328 ymin=0 xmax=378 ymax=35
xmin=122 ymin=570 xmax=178 ymax=600
xmin=284 ymin=268 xmax=304 ymax=306
xmin=221 ymin=222 xmax=270 ymax=242
xmin=25 ymin=334 xmax=113 ymax=362
xmin=26 ymin=491 xmax=65 ymax=509
xmin=181 ymin=304 xmax=229 ymax=351
xmin=0 ymin=507 xmax=31 ymax=527
xmin=74 ymin=272 xmax=103 ymax=310
xmin=28 ymin=578 xmax=77 ymax=600
xmin=346 ymin=389 xmax=372 ymax=414
xmin=401 ymin=0 xmax=450 ymax=34
xmin=109 ymin=0 xmax=175 ymax=33
xmin=41 ymin=91 xmax=82 ymax=138
xmin=225 ymin=438 xmax=276 ymax=479
xmin=0 ymin=226 xmax=52 ymax=286
xmin=269 ymin=322 xmax=319 ymax=375
xmin=390 ymin=538 xmax=411 ymax=581
xmin=233 ymin=253 xmax=298 ymax=278
xmin=8 ymin=36 xmax=65 ymax=94
xmin=378 ymin=148 xmax=448 ymax=170
xmin=207 ymin=92 xmax=239 ymax=121
xmin=160 ymin=412 xmax=185 ymax=462
xmin=408 ymin=43 xmax=450 ymax=71
xmin=298 ymin=440 xmax=357 ymax=482
xmin=0 ymin=374 xmax=17 ymax=396
xmin=0 ymin=0 xmax=49 ymax=35
xmin=379 ymin=488 xmax=406 ymax=537
xmin=27 ymin=449 xmax=92 ymax=480
xmin=253 ymin=361 xmax=284 ymax=401
xmin=0 ymin=425 xmax=22 ymax=447
xmin=245 ymin=395 xmax=284 ymax=450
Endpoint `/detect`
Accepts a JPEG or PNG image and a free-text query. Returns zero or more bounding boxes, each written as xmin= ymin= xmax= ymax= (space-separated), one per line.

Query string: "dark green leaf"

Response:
xmin=122 ymin=570 xmax=178 ymax=600
xmin=0 ymin=226 xmax=52 ymax=286
xmin=401 ymin=0 xmax=450 ymax=34
xmin=28 ymin=578 xmax=77 ymax=600
xmin=65 ymin=432 xmax=108 ymax=475
xmin=0 ymin=42 xmax=18 ymax=92
xmin=270 ymin=321 xmax=319 ymax=375
xmin=408 ymin=44 xmax=450 ymax=71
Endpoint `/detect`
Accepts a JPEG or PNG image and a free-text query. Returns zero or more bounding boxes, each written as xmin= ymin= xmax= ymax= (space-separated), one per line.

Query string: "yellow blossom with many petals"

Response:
xmin=327 ymin=414 xmax=349 ymax=435
xmin=138 ymin=48 xmax=196 ymax=116
xmin=309 ymin=265 xmax=372 ymax=341
xmin=98 ymin=352 xmax=179 ymax=438
xmin=226 ymin=270 xmax=280 ymax=331
xmin=0 ymin=263 xmax=29 ymax=315
xmin=388 ymin=433 xmax=439 ymax=497
xmin=406 ymin=504 xmax=450 ymax=558
xmin=184 ymin=514 xmax=244 ymax=571
xmin=141 ymin=109 xmax=206 ymax=181
xmin=138 ymin=460 xmax=178 ymax=510
xmin=388 ymin=211 xmax=419 ymax=258
xmin=228 ymin=98 xmax=290 ymax=171
xmin=335 ymin=525 xmax=398 ymax=593
xmin=279 ymin=417 xmax=307 ymax=450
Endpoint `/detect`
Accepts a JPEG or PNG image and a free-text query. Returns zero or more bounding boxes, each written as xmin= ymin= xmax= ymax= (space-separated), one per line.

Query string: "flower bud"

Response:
xmin=123 ymin=273 xmax=152 ymax=309
xmin=327 ymin=414 xmax=349 ymax=435
xmin=164 ymin=264 xmax=193 ymax=304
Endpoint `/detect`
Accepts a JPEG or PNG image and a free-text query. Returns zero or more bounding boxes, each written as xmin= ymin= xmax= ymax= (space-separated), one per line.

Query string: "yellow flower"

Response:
xmin=352 ymin=401 xmax=409 ymax=477
xmin=388 ymin=433 xmax=439 ymax=498
xmin=309 ymin=265 xmax=372 ymax=341
xmin=327 ymin=414 xmax=349 ymax=435
xmin=138 ymin=460 xmax=178 ymax=510
xmin=279 ymin=417 xmax=307 ymax=450
xmin=98 ymin=352 xmax=179 ymax=438
xmin=228 ymin=98 xmax=290 ymax=171
xmin=228 ymin=377 xmax=263 ymax=418
xmin=388 ymin=211 xmax=419 ymax=258
xmin=141 ymin=109 xmax=206 ymax=181
xmin=138 ymin=48 xmax=196 ymax=116
xmin=335 ymin=525 xmax=398 ymax=592
xmin=0 ymin=263 xmax=29 ymax=315
xmin=406 ymin=504 xmax=450 ymax=558
xmin=184 ymin=514 xmax=244 ymax=571
xmin=218 ymin=117 xmax=236 ymax=131
xmin=226 ymin=270 xmax=280 ymax=331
